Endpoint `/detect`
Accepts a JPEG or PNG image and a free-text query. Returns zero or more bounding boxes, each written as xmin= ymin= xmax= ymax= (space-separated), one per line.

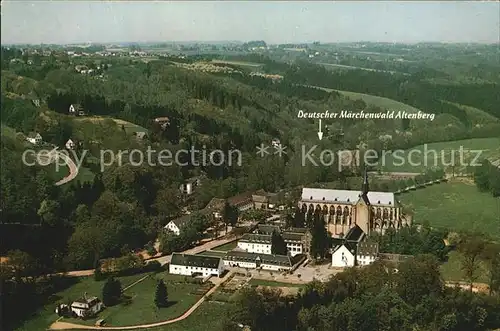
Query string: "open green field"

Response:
xmin=307 ymin=85 xmax=421 ymax=114
xmin=336 ymin=89 xmax=419 ymax=113
xmin=73 ymin=116 xmax=148 ymax=135
xmin=440 ymin=251 xmax=488 ymax=283
xmin=148 ymin=301 xmax=231 ymax=331
xmin=442 ymin=100 xmax=500 ymax=125
xmin=211 ymin=60 xmax=264 ymax=68
xmin=211 ymin=241 xmax=238 ymax=252
xmin=378 ymin=137 xmax=500 ymax=173
xmin=399 ymin=182 xmax=500 ymax=239
xmin=63 ymin=273 xmax=208 ymax=327
xmin=16 ymin=273 xmax=151 ymax=331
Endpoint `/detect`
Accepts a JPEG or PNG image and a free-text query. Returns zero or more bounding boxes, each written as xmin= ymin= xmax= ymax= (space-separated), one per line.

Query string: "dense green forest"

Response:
xmin=221 ymin=255 xmax=500 ymax=331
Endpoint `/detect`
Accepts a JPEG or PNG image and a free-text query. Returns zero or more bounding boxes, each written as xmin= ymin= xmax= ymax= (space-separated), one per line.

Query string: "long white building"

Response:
xmin=169 ymin=253 xmax=224 ymax=277
xmin=223 ymin=251 xmax=293 ymax=272
xmin=237 ymin=232 xmax=305 ymax=257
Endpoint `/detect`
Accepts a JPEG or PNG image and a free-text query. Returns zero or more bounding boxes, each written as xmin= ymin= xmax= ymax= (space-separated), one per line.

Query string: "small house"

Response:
xmin=331 ymin=242 xmax=356 ymax=267
xmin=26 ymin=133 xmax=42 ymax=145
xmin=70 ymin=295 xmax=103 ymax=318
xmin=169 ymin=253 xmax=224 ymax=277
xmin=179 ymin=177 xmax=202 ymax=195
xmin=133 ymin=131 xmax=148 ymax=140
xmin=69 ymin=104 xmax=85 ymax=116
xmin=164 ymin=215 xmax=191 ymax=236
xmin=65 ymin=139 xmax=76 ymax=150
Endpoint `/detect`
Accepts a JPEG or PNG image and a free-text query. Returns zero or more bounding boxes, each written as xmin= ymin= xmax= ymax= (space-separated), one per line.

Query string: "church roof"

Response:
xmin=344 ymin=225 xmax=365 ymax=242
xmin=301 ymin=188 xmax=395 ymax=207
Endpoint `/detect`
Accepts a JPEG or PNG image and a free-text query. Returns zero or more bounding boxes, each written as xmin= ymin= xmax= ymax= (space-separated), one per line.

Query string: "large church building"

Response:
xmin=298 ymin=172 xmax=411 ymax=237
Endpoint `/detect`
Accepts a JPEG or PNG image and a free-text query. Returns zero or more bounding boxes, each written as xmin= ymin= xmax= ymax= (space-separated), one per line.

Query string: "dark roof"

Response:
xmin=332 ymin=242 xmax=356 ymax=254
xmin=254 ymin=224 xmax=281 ymax=235
xmin=345 ymin=225 xmax=365 ymax=242
xmin=227 ymin=191 xmax=254 ymax=207
xmin=287 ymin=227 xmax=308 ymax=234
xmin=169 ymin=214 xmax=191 ymax=228
xmin=282 ymin=232 xmax=305 ymax=242
xmin=240 ymin=234 xmax=271 ymax=244
xmin=170 ymin=253 xmax=221 ymax=268
xmin=205 ymin=198 xmax=225 ymax=211
xmin=224 ymin=251 xmax=292 ymax=267
xmin=357 ymin=241 xmax=379 ymax=256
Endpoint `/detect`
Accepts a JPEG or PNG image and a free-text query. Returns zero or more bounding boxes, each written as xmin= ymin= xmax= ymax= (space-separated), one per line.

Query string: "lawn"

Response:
xmin=440 ymin=251 xmax=488 ymax=283
xmin=211 ymin=59 xmax=263 ymax=68
xmin=378 ymin=137 xmax=500 ymax=173
xmin=399 ymin=182 xmax=500 ymax=239
xmin=15 ymin=273 xmax=151 ymax=331
xmin=73 ymin=116 xmax=148 ymax=134
xmin=211 ymin=241 xmax=238 ymax=252
xmin=307 ymin=86 xmax=421 ymax=114
xmin=441 ymin=101 xmax=500 ymax=125
xmin=149 ymin=301 xmax=232 ymax=331
xmin=62 ymin=273 xmax=208 ymax=327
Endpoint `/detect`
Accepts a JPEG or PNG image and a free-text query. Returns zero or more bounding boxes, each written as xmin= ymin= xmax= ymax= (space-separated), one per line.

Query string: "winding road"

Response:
xmin=37 ymin=147 xmax=79 ymax=186
xmin=58 ymin=235 xmax=240 ymax=277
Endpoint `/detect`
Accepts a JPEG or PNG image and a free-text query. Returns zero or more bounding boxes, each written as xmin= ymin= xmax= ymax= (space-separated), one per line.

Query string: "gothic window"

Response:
xmin=376 ymin=208 xmax=382 ymax=219
xmin=383 ymin=209 xmax=389 ymax=219
xmin=343 ymin=207 xmax=349 ymax=216
xmin=330 ymin=206 xmax=335 ymax=215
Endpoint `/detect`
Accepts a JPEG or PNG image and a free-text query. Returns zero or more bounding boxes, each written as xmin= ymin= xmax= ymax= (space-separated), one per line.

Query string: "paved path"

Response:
xmin=60 ymin=235 xmax=240 ymax=278
xmin=37 ymin=148 xmax=79 ymax=186
xmin=54 ymin=150 xmax=79 ymax=186
xmin=49 ymin=271 xmax=234 ymax=330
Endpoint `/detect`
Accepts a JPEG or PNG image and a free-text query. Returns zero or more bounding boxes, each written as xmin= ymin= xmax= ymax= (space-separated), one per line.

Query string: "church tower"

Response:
xmin=355 ymin=169 xmax=371 ymax=234
xmin=361 ymin=169 xmax=369 ymax=196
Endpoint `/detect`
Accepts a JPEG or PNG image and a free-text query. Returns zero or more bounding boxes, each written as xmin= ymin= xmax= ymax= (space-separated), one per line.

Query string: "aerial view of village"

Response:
xmin=1 ymin=1 xmax=500 ymax=331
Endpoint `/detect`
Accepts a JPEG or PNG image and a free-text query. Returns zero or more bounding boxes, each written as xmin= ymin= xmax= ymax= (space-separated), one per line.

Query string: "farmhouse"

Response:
xmin=169 ymin=253 xmax=224 ymax=277
xmin=26 ymin=132 xmax=42 ymax=145
xmin=70 ymin=296 xmax=103 ymax=318
xmin=223 ymin=251 xmax=293 ymax=271
xmin=164 ymin=215 xmax=190 ymax=236
xmin=227 ymin=191 xmax=255 ymax=212
xmin=331 ymin=225 xmax=379 ymax=267
xmin=299 ymin=171 xmax=411 ymax=237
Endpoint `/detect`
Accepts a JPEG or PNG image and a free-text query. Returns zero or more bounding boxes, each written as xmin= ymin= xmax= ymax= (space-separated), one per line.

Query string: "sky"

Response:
xmin=1 ymin=1 xmax=499 ymax=44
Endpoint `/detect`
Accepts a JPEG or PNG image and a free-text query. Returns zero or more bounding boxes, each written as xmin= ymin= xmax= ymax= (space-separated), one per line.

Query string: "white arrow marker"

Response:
xmin=317 ymin=119 xmax=323 ymax=140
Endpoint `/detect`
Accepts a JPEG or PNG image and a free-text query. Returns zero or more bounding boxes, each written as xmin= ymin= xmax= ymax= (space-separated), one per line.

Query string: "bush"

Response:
xmin=145 ymin=260 xmax=163 ymax=272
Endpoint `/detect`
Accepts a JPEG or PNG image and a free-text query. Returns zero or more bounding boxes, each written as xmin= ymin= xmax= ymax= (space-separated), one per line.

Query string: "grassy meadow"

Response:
xmin=15 ymin=273 xmax=151 ymax=331
xmin=378 ymin=137 xmax=500 ymax=173
xmin=399 ymin=181 xmax=500 ymax=239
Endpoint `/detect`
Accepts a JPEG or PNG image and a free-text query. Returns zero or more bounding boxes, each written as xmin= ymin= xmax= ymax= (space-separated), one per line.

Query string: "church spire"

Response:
xmin=362 ymin=169 xmax=369 ymax=195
